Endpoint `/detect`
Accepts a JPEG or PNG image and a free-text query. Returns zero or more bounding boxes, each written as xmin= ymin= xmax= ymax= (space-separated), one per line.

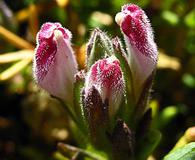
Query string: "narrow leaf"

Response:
xmin=73 ymin=70 xmax=87 ymax=133
xmin=112 ymin=37 xmax=134 ymax=124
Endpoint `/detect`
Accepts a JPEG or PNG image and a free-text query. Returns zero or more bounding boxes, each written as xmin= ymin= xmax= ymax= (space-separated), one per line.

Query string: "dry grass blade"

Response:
xmin=0 ymin=58 xmax=32 ymax=81
xmin=158 ymin=50 xmax=181 ymax=71
xmin=0 ymin=49 xmax=33 ymax=63
xmin=15 ymin=7 xmax=30 ymax=22
xmin=0 ymin=25 xmax=34 ymax=50
xmin=29 ymin=4 xmax=39 ymax=40
xmin=16 ymin=2 xmax=56 ymax=22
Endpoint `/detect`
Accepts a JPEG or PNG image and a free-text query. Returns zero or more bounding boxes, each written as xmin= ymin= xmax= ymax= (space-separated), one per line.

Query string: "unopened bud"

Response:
xmin=84 ymin=56 xmax=124 ymax=117
xmin=33 ymin=22 xmax=78 ymax=105
xmin=115 ymin=4 xmax=158 ymax=100
xmin=86 ymin=28 xmax=114 ymax=69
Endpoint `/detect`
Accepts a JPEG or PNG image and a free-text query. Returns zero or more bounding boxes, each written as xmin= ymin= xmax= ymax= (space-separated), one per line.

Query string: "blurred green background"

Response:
xmin=0 ymin=0 xmax=194 ymax=159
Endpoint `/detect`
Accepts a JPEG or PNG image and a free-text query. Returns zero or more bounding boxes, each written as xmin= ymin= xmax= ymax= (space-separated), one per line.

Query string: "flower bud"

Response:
xmin=86 ymin=28 xmax=113 ymax=69
xmin=115 ymin=4 xmax=158 ymax=100
xmin=84 ymin=56 xmax=124 ymax=117
xmin=33 ymin=22 xmax=78 ymax=105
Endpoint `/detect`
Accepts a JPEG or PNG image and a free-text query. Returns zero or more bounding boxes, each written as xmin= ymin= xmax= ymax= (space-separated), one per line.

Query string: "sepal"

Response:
xmin=86 ymin=28 xmax=114 ymax=69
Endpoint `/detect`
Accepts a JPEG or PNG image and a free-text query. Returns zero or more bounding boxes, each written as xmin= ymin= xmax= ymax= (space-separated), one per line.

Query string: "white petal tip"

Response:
xmin=115 ymin=12 xmax=125 ymax=26
xmin=54 ymin=30 xmax=63 ymax=40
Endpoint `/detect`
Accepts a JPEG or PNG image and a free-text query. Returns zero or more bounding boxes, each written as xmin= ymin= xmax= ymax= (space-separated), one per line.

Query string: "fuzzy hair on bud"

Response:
xmin=84 ymin=56 xmax=124 ymax=117
xmin=115 ymin=4 xmax=158 ymax=100
xmin=33 ymin=22 xmax=78 ymax=105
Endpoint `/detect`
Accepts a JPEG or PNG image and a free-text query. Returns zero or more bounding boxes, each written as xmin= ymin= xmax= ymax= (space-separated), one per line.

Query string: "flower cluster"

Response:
xmin=33 ymin=3 xmax=159 ymax=160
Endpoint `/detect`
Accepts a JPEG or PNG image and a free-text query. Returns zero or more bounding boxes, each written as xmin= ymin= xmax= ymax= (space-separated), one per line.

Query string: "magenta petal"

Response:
xmin=33 ymin=22 xmax=78 ymax=104
xmin=115 ymin=4 xmax=158 ymax=100
xmin=90 ymin=58 xmax=122 ymax=95
xmin=85 ymin=56 xmax=124 ymax=117
xmin=35 ymin=36 xmax=57 ymax=82
xmin=120 ymin=4 xmax=157 ymax=61
xmin=38 ymin=23 xmax=61 ymax=40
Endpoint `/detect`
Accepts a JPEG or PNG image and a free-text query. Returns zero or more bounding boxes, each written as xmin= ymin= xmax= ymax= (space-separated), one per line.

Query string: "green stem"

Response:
xmin=53 ymin=96 xmax=86 ymax=134
xmin=58 ymin=143 xmax=106 ymax=160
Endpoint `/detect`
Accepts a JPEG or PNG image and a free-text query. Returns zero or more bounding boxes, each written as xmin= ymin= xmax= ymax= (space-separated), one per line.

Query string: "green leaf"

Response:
xmin=73 ymin=71 xmax=87 ymax=134
xmin=57 ymin=143 xmax=108 ymax=160
xmin=86 ymin=144 xmax=109 ymax=160
xmin=164 ymin=142 xmax=195 ymax=160
xmin=135 ymin=129 xmax=161 ymax=160
xmin=133 ymin=72 xmax=154 ymax=125
xmin=112 ymin=37 xmax=134 ymax=125
xmin=73 ymin=74 xmax=84 ymax=118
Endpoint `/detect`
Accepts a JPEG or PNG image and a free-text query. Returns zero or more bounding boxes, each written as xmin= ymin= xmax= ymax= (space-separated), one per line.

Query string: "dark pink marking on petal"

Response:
xmin=35 ymin=22 xmax=73 ymax=82
xmin=120 ymin=4 xmax=157 ymax=62
xmin=38 ymin=23 xmax=61 ymax=42
xmin=122 ymin=4 xmax=141 ymax=14
xmin=90 ymin=58 xmax=123 ymax=97
xmin=35 ymin=35 xmax=57 ymax=81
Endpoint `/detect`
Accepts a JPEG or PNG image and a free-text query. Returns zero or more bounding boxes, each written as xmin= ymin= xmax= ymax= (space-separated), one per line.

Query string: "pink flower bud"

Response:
xmin=33 ymin=22 xmax=78 ymax=105
xmin=115 ymin=4 xmax=158 ymax=100
xmin=84 ymin=56 xmax=124 ymax=117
